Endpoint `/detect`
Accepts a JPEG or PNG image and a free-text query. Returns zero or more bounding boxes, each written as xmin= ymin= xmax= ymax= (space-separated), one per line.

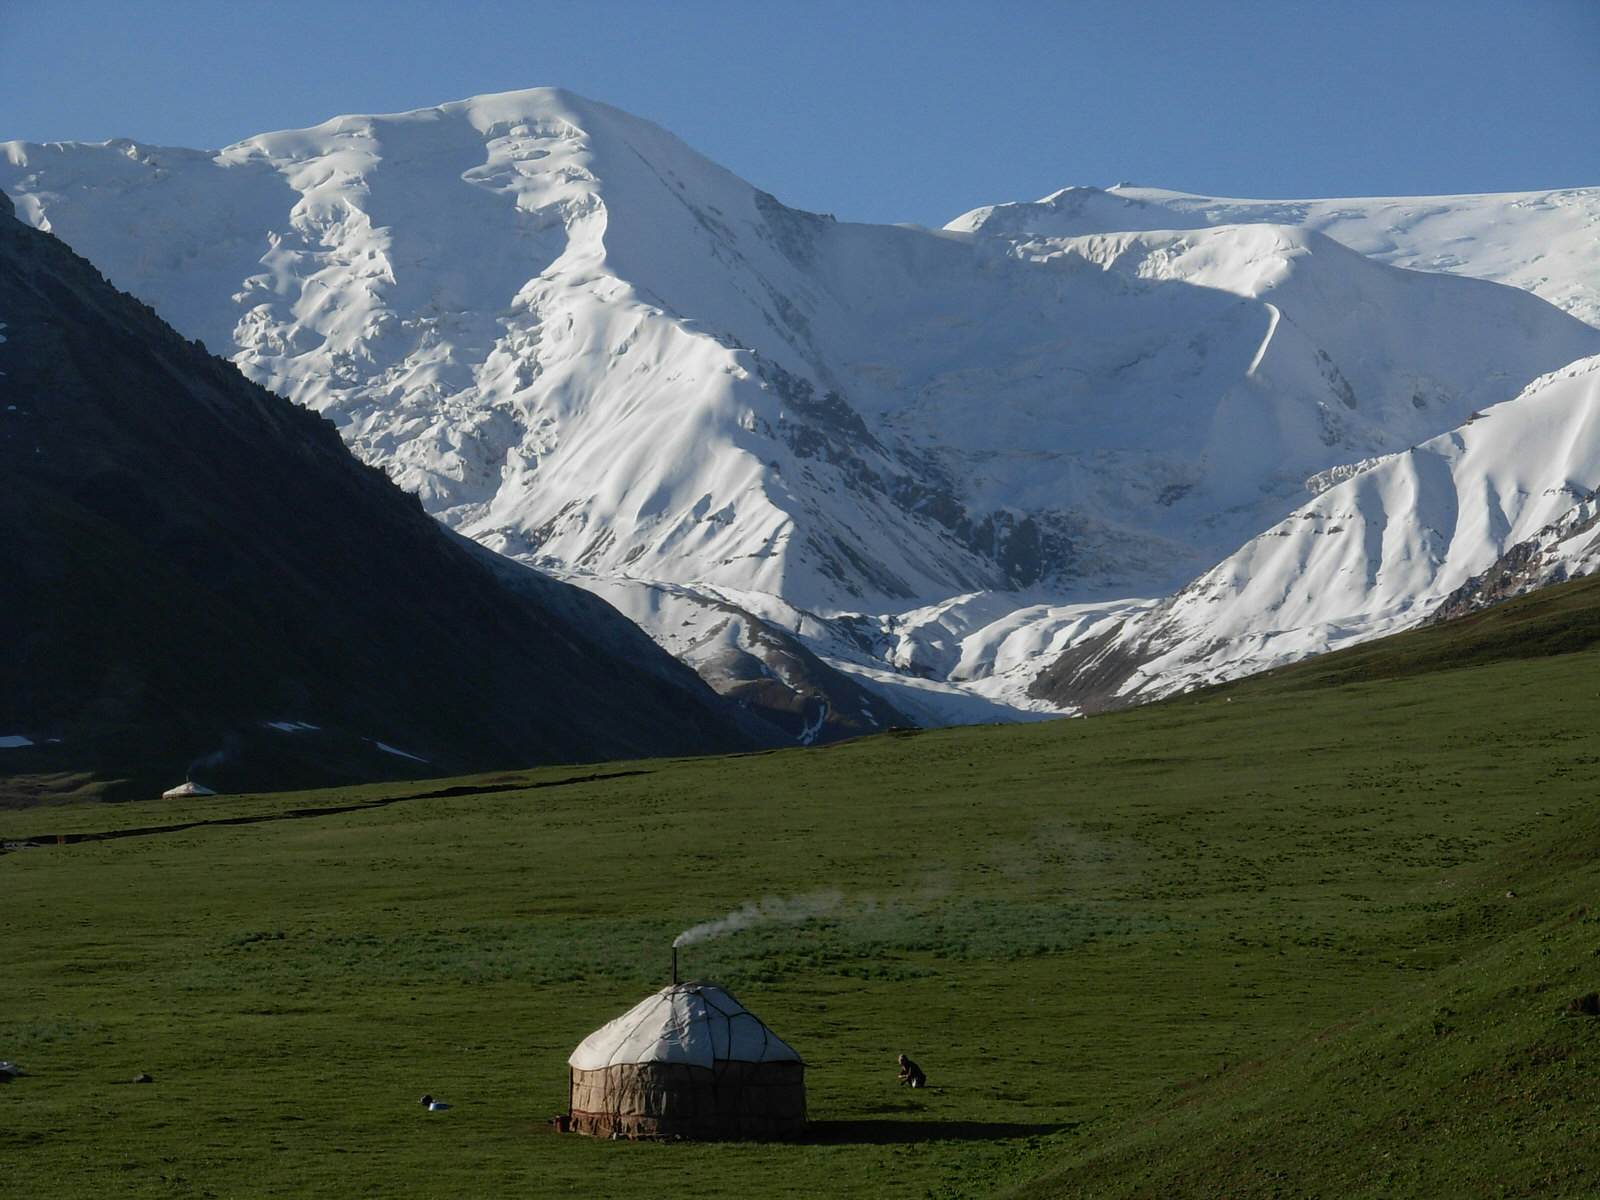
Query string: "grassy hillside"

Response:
xmin=4 ymin=579 xmax=1600 ymax=1197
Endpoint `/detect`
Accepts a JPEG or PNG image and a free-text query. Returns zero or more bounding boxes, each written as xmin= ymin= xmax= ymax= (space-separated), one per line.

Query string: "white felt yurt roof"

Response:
xmin=162 ymin=782 xmax=217 ymax=798
xmin=568 ymin=982 xmax=802 ymax=1071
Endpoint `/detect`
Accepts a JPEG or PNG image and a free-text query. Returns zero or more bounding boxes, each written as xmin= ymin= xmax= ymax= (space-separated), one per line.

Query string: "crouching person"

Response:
xmin=897 ymin=1053 xmax=927 ymax=1088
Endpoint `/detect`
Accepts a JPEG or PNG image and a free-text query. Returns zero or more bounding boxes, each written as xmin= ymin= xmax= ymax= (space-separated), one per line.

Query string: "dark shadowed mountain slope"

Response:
xmin=0 ymin=194 xmax=769 ymax=803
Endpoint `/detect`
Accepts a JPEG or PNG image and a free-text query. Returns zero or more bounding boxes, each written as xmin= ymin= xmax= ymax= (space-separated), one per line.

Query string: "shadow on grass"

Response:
xmin=804 ymin=1119 xmax=1069 ymax=1144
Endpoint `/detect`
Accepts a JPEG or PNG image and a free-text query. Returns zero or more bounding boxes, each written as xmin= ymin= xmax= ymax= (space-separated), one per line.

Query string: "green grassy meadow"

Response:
xmin=4 ymin=577 xmax=1600 ymax=1197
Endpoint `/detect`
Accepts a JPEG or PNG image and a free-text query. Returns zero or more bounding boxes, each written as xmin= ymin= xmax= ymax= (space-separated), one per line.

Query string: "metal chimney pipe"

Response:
xmin=672 ymin=946 xmax=679 ymax=985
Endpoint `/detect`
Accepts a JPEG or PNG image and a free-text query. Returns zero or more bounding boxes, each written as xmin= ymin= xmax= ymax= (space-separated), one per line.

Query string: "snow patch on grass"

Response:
xmin=371 ymin=740 xmax=429 ymax=763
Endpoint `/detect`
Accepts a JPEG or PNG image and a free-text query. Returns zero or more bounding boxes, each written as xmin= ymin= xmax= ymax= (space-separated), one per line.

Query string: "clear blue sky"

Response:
xmin=4 ymin=0 xmax=1596 ymax=227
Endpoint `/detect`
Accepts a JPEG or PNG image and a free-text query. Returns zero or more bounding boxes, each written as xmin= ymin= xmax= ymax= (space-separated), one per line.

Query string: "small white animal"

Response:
xmin=419 ymin=1093 xmax=451 ymax=1111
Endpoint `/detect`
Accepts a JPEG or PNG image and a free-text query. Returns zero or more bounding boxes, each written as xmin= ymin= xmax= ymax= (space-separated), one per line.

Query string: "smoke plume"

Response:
xmin=187 ymin=734 xmax=240 ymax=782
xmin=673 ymin=890 xmax=844 ymax=948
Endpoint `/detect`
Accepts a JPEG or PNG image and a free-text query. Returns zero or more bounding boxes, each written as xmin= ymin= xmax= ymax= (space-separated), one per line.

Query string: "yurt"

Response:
xmin=161 ymin=782 xmax=217 ymax=799
xmin=566 ymin=981 xmax=806 ymax=1139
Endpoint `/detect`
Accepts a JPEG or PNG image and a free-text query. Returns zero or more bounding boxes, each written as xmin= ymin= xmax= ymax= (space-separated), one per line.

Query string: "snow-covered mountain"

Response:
xmin=0 ymin=188 xmax=765 ymax=801
xmin=1431 ymin=488 xmax=1600 ymax=621
xmin=5 ymin=89 xmax=1598 ymax=726
xmin=1031 ymin=356 xmax=1600 ymax=709
xmin=949 ymin=183 xmax=1600 ymax=330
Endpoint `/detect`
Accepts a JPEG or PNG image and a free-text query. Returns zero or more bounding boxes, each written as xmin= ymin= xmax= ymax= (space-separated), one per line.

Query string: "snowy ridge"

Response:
xmin=6 ymin=91 xmax=1599 ymax=727
xmin=1032 ymin=356 xmax=1600 ymax=708
xmin=949 ymin=183 xmax=1600 ymax=329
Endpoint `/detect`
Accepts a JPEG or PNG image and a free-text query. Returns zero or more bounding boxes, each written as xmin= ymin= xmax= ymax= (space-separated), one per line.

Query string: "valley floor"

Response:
xmin=4 ymin=578 xmax=1600 ymax=1197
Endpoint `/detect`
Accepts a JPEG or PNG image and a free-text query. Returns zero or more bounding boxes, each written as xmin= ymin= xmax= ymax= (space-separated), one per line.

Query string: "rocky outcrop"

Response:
xmin=1432 ymin=492 xmax=1600 ymax=621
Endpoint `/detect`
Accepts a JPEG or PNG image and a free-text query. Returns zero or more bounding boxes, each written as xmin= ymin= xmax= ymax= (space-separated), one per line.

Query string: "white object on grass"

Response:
xmin=161 ymin=782 xmax=217 ymax=798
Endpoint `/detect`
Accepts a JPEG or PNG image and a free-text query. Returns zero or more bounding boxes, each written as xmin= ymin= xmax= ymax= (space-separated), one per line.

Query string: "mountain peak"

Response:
xmin=5 ymin=95 xmax=1599 ymax=730
xmin=945 ymin=183 xmax=1207 ymax=236
xmin=227 ymin=86 xmax=618 ymax=146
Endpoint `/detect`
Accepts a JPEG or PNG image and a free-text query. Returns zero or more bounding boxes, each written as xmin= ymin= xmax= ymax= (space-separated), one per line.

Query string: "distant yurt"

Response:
xmin=566 ymin=981 xmax=805 ymax=1139
xmin=161 ymin=782 xmax=217 ymax=799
